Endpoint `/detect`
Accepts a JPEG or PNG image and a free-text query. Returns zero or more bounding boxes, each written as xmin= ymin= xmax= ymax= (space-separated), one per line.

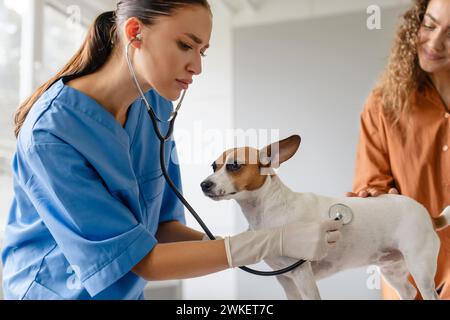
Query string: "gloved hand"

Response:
xmin=223 ymin=220 xmax=343 ymax=268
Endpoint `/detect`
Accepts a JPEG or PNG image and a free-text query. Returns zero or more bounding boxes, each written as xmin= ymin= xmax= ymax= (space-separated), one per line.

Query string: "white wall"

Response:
xmin=228 ymin=0 xmax=410 ymax=27
xmin=233 ymin=5 xmax=408 ymax=299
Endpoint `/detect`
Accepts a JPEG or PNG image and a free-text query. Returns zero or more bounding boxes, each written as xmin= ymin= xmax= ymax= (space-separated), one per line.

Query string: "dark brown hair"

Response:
xmin=14 ymin=0 xmax=211 ymax=138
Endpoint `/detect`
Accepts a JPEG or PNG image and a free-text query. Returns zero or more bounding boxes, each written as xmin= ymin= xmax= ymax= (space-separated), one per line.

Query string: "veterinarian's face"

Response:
xmin=417 ymin=0 xmax=450 ymax=75
xmin=131 ymin=5 xmax=212 ymax=101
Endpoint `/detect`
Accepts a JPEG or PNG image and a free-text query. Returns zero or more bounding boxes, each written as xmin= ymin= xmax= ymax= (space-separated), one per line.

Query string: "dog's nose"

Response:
xmin=201 ymin=180 xmax=215 ymax=192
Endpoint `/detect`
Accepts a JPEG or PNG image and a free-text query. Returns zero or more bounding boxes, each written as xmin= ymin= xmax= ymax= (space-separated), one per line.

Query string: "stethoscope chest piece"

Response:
xmin=328 ymin=203 xmax=354 ymax=225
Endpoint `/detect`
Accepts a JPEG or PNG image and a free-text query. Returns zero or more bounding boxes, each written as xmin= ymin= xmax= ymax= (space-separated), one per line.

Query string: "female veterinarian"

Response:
xmin=1 ymin=0 xmax=342 ymax=300
xmin=348 ymin=0 xmax=450 ymax=299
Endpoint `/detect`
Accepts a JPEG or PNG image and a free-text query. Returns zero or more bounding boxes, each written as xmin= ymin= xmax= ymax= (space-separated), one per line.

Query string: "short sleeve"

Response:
xmin=25 ymin=143 xmax=157 ymax=297
xmin=352 ymin=92 xmax=395 ymax=193
xmin=159 ymin=142 xmax=186 ymax=225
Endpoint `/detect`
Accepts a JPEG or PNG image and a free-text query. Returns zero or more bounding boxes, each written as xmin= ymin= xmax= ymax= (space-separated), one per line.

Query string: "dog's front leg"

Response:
xmin=266 ymin=258 xmax=303 ymax=300
xmin=290 ymin=262 xmax=321 ymax=300
xmin=276 ymin=274 xmax=304 ymax=300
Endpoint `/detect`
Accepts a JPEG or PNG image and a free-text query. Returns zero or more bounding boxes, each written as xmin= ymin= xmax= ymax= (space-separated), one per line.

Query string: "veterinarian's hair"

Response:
xmin=14 ymin=0 xmax=211 ymax=138
xmin=376 ymin=0 xmax=430 ymax=125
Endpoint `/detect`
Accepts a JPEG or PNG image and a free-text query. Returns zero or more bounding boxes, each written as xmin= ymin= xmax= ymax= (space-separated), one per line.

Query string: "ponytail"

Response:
xmin=14 ymin=11 xmax=117 ymax=138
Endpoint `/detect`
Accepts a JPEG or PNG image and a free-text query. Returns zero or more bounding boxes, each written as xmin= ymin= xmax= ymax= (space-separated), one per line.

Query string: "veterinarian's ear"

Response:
xmin=259 ymin=135 xmax=301 ymax=169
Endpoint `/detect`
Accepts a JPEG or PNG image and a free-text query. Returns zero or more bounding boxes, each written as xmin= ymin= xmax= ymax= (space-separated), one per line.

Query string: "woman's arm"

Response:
xmin=132 ymin=222 xmax=224 ymax=281
xmin=349 ymin=92 xmax=397 ymax=197
xmin=132 ymin=240 xmax=229 ymax=281
xmin=133 ymin=220 xmax=344 ymax=281
xmin=156 ymin=221 xmax=205 ymax=243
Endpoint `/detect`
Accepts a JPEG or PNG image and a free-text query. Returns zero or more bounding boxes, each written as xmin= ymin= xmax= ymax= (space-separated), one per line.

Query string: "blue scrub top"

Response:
xmin=1 ymin=78 xmax=186 ymax=300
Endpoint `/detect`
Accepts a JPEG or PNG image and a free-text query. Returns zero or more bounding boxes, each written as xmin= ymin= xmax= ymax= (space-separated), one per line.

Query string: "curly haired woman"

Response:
xmin=347 ymin=0 xmax=450 ymax=299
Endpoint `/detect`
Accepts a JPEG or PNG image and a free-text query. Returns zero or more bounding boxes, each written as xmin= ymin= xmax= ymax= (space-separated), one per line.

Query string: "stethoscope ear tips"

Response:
xmin=135 ymin=33 xmax=142 ymax=41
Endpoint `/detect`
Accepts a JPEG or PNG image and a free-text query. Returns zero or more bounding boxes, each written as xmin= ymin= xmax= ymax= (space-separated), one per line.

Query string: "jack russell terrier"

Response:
xmin=201 ymin=135 xmax=450 ymax=300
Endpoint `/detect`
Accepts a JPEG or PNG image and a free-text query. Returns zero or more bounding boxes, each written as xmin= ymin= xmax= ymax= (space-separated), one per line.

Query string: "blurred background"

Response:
xmin=0 ymin=0 xmax=411 ymax=300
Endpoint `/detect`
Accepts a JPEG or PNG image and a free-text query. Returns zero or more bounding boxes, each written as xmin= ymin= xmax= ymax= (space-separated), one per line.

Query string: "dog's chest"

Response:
xmin=310 ymin=260 xmax=341 ymax=279
xmin=248 ymin=197 xmax=317 ymax=229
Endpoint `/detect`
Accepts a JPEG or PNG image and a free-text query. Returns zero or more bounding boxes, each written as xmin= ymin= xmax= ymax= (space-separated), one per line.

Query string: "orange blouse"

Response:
xmin=353 ymin=83 xmax=450 ymax=299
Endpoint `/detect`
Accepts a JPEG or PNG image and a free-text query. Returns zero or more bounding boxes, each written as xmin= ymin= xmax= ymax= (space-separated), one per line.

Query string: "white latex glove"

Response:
xmin=224 ymin=220 xmax=342 ymax=268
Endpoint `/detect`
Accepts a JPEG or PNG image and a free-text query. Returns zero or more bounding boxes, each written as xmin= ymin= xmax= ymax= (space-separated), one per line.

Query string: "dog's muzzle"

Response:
xmin=201 ymin=180 xmax=215 ymax=193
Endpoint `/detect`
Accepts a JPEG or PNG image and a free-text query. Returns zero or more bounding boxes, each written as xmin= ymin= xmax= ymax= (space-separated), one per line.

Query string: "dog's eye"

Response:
xmin=212 ymin=163 xmax=217 ymax=172
xmin=226 ymin=162 xmax=242 ymax=172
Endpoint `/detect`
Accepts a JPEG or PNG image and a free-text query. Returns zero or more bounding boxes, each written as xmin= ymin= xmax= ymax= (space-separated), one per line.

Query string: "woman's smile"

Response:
xmin=421 ymin=47 xmax=445 ymax=61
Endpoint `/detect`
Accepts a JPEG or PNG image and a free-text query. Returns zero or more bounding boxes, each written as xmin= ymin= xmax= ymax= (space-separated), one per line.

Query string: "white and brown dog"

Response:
xmin=201 ymin=135 xmax=450 ymax=300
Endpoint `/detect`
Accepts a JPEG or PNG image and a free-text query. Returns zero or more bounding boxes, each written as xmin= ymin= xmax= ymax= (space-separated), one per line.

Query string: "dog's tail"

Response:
xmin=433 ymin=206 xmax=450 ymax=231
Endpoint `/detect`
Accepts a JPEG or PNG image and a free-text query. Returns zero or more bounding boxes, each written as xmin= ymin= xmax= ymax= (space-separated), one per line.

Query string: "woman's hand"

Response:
xmin=346 ymin=187 xmax=399 ymax=198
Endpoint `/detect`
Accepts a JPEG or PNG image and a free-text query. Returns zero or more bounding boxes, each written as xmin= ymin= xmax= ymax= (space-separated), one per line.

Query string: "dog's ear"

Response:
xmin=259 ymin=135 xmax=301 ymax=169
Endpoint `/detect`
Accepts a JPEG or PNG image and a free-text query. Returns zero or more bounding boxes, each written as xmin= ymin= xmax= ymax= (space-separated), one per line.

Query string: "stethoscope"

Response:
xmin=125 ymin=36 xmax=353 ymax=276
